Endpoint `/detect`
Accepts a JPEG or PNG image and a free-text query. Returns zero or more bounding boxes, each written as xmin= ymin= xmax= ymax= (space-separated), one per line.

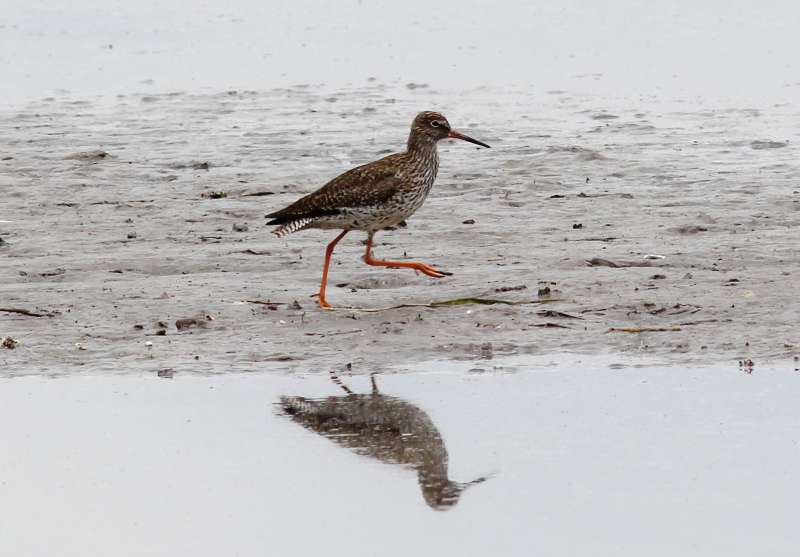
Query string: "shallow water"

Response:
xmin=2 ymin=356 xmax=799 ymax=556
xmin=2 ymin=0 xmax=799 ymax=106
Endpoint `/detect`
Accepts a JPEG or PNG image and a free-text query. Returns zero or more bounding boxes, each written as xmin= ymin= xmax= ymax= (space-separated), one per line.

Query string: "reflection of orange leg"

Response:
xmin=363 ymin=234 xmax=451 ymax=278
xmin=329 ymin=369 xmax=354 ymax=394
xmin=318 ymin=230 xmax=349 ymax=309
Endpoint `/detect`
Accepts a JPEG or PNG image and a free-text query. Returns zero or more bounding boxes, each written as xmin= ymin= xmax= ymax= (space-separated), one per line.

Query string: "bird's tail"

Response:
xmin=270 ymin=217 xmax=314 ymax=238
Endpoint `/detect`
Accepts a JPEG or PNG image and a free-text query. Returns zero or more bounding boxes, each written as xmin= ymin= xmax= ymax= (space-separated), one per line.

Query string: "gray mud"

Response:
xmin=1 ymin=85 xmax=799 ymax=373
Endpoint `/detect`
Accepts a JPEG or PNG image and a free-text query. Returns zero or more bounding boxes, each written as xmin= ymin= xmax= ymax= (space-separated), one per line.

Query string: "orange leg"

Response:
xmin=318 ymin=230 xmax=349 ymax=309
xmin=363 ymin=234 xmax=451 ymax=278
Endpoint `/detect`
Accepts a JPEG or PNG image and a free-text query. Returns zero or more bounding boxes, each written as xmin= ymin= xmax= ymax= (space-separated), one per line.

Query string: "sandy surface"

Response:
xmin=1 ymin=84 xmax=799 ymax=373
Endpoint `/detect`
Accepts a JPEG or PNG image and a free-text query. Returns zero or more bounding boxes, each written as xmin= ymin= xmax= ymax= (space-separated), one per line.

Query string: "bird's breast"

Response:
xmin=400 ymin=150 xmax=439 ymax=193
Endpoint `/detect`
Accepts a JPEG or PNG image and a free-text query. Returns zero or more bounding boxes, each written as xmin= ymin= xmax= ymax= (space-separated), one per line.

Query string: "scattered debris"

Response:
xmin=431 ymin=298 xmax=548 ymax=307
xmin=290 ymin=300 xmax=303 ymax=310
xmin=232 ymin=222 xmax=249 ymax=232
xmin=536 ymin=310 xmax=582 ymax=319
xmin=75 ymin=342 xmax=87 ymax=350
xmin=243 ymin=191 xmax=276 ymax=197
xmin=64 ymin=150 xmax=110 ymax=161
xmin=607 ymin=326 xmax=682 ymax=333
xmin=261 ymin=353 xmax=294 ymax=362
xmin=247 ymin=300 xmax=284 ymax=310
xmin=494 ymin=284 xmax=527 ymax=293
xmin=750 ymin=140 xmax=788 ymax=150
xmin=643 ymin=254 xmax=666 ymax=260
xmin=174 ymin=160 xmax=210 ymax=170
xmin=1 ymin=336 xmax=19 ymax=349
xmin=626 ymin=303 xmax=701 ymax=317
xmin=678 ymin=319 xmax=721 ymax=326
xmin=303 ymin=329 xmax=362 ymax=337
xmin=572 ymin=223 xmax=583 ymax=229
xmin=674 ymin=225 xmax=708 ymax=234
xmin=650 ymin=274 xmax=667 ymax=280
xmin=202 ymin=191 xmax=227 ymax=199
xmin=462 ymin=219 xmax=476 ymax=224
xmin=537 ymin=286 xmax=552 ymax=298
xmin=531 ymin=323 xmax=570 ymax=328
xmin=0 ymin=307 xmax=51 ymax=317
xmin=330 ymin=297 xmax=563 ymax=312
xmin=586 ymin=258 xmax=657 ymax=268
xmin=565 ymin=237 xmax=617 ymax=242
xmin=574 ymin=191 xmax=634 ymax=199
xmin=175 ymin=315 xmax=213 ymax=331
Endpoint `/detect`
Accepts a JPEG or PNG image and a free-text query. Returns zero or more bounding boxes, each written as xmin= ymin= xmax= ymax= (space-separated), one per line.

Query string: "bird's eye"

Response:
xmin=431 ymin=120 xmax=441 ymax=128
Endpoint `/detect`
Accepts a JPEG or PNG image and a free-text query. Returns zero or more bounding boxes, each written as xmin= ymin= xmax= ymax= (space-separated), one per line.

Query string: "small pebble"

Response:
xmin=1 ymin=336 xmax=19 ymax=349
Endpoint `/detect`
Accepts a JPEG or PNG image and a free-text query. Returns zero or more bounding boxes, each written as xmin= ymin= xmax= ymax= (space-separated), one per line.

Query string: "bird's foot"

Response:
xmin=364 ymin=256 xmax=452 ymax=278
xmin=410 ymin=262 xmax=452 ymax=278
xmin=311 ymin=292 xmax=334 ymax=310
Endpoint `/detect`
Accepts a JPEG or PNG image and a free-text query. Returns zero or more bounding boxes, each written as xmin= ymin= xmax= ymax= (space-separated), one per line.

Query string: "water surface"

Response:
xmin=2 ymin=357 xmax=798 ymax=556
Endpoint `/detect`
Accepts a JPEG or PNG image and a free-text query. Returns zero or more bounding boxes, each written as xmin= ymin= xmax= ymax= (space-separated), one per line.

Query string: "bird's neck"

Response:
xmin=407 ymin=132 xmax=438 ymax=159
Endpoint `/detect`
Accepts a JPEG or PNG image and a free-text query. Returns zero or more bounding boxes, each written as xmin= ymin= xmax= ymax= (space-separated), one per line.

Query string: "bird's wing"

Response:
xmin=266 ymin=157 xmax=403 ymax=223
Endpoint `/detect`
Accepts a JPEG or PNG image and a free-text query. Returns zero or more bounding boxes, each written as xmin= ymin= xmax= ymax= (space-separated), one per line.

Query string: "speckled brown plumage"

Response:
xmin=266 ymin=111 xmax=490 ymax=309
xmin=279 ymin=372 xmax=486 ymax=509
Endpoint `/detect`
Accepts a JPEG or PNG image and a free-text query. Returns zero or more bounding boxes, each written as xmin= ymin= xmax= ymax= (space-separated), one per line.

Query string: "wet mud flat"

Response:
xmin=1 ymin=84 xmax=798 ymax=373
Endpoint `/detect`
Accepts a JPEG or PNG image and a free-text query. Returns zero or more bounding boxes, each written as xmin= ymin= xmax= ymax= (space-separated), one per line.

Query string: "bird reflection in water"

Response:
xmin=279 ymin=372 xmax=487 ymax=510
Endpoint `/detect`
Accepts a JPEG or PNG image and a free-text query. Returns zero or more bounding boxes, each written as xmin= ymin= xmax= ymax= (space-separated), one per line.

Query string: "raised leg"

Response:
xmin=362 ymin=233 xmax=452 ymax=278
xmin=318 ymin=230 xmax=349 ymax=309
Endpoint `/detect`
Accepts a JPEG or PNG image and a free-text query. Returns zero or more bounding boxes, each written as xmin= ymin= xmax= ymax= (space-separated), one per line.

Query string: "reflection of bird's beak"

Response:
xmin=448 ymin=129 xmax=491 ymax=148
xmin=458 ymin=476 xmax=489 ymax=491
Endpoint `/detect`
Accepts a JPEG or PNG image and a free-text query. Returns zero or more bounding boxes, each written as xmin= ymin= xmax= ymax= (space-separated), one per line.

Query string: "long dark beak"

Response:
xmin=448 ymin=129 xmax=491 ymax=148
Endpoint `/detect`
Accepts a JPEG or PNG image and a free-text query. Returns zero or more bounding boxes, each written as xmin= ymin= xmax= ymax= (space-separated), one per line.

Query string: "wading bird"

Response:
xmin=266 ymin=111 xmax=490 ymax=309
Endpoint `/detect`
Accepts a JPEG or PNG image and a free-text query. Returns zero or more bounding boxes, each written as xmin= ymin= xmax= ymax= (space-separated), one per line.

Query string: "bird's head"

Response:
xmin=411 ymin=111 xmax=490 ymax=148
xmin=421 ymin=475 xmax=489 ymax=510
